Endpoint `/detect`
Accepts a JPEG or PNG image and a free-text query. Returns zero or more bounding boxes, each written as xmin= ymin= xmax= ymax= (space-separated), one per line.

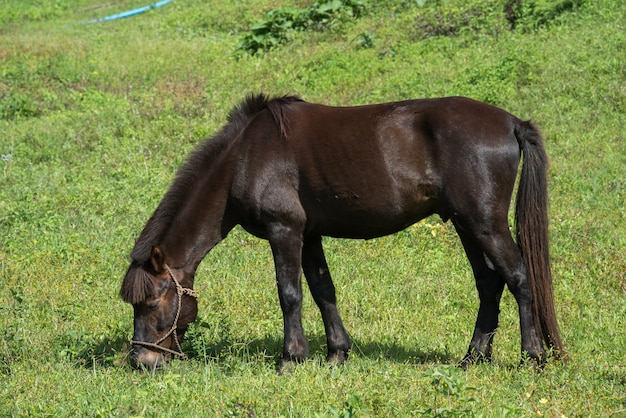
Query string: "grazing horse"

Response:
xmin=120 ymin=94 xmax=564 ymax=370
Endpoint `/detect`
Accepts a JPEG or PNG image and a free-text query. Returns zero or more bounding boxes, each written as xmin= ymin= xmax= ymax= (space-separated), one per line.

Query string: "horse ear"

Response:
xmin=150 ymin=246 xmax=166 ymax=273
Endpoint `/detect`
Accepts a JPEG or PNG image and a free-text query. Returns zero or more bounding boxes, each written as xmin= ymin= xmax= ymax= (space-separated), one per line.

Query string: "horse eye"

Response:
xmin=146 ymin=300 xmax=160 ymax=310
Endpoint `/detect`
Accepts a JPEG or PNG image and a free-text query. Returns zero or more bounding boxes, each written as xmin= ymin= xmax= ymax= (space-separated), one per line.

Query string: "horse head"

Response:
xmin=120 ymin=246 xmax=198 ymax=370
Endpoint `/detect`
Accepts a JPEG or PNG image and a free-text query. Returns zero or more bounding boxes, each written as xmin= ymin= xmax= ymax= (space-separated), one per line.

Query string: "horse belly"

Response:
xmin=302 ymin=184 xmax=439 ymax=239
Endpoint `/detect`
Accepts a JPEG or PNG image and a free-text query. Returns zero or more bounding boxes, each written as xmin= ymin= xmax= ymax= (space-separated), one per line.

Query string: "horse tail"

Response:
xmin=514 ymin=120 xmax=565 ymax=359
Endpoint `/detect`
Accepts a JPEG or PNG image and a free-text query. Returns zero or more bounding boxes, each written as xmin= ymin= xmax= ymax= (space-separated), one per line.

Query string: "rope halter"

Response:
xmin=130 ymin=264 xmax=198 ymax=359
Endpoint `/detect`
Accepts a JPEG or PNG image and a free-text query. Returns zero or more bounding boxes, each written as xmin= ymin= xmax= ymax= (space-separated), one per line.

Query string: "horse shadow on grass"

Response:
xmin=67 ymin=333 xmax=134 ymax=369
xmin=68 ymin=331 xmax=457 ymax=370
xmin=71 ymin=334 xmax=458 ymax=369
xmin=187 ymin=333 xmax=458 ymax=368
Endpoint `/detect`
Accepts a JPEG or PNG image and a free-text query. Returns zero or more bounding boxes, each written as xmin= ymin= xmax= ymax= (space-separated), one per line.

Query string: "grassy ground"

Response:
xmin=1 ymin=0 xmax=625 ymax=416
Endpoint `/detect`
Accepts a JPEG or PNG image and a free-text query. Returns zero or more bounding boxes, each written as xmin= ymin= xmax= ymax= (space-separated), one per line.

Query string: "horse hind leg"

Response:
xmin=454 ymin=222 xmax=506 ymax=368
xmin=456 ymin=219 xmax=546 ymax=367
xmin=302 ymin=236 xmax=352 ymax=364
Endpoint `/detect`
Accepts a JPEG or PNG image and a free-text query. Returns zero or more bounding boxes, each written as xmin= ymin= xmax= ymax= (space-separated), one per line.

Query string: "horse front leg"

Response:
xmin=302 ymin=236 xmax=351 ymax=365
xmin=268 ymin=223 xmax=308 ymax=370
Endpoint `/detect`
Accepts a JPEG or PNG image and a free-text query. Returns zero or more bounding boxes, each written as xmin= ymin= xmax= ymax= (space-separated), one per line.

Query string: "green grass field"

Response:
xmin=1 ymin=0 xmax=624 ymax=416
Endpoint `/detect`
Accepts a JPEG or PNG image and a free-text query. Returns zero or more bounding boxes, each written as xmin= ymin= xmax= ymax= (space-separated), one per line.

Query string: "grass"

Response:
xmin=1 ymin=0 xmax=625 ymax=416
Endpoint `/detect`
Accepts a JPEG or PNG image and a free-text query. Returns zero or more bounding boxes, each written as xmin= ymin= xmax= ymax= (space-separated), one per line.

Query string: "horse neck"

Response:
xmin=159 ymin=167 xmax=236 ymax=272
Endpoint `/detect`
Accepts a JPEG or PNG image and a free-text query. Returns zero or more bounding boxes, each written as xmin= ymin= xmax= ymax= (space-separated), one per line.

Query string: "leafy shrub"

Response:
xmin=412 ymin=0 xmax=588 ymax=39
xmin=417 ymin=367 xmax=478 ymax=417
xmin=318 ymin=394 xmax=366 ymax=418
xmin=353 ymin=29 xmax=376 ymax=49
xmin=0 ymin=90 xmax=38 ymax=120
xmin=413 ymin=0 xmax=506 ymax=39
xmin=505 ymin=0 xmax=588 ymax=30
xmin=238 ymin=0 xmax=366 ymax=55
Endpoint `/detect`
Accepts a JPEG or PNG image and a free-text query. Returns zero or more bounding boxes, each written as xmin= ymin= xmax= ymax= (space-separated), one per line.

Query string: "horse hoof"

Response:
xmin=519 ymin=352 xmax=547 ymax=371
xmin=276 ymin=355 xmax=305 ymax=374
xmin=326 ymin=350 xmax=349 ymax=366
xmin=458 ymin=350 xmax=491 ymax=369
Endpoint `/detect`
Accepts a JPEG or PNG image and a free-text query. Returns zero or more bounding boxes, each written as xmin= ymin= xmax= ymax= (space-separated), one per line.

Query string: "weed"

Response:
xmin=0 ymin=91 xmax=38 ymax=120
xmin=323 ymin=393 xmax=366 ymax=418
xmin=224 ymin=400 xmax=258 ymax=418
xmin=505 ymin=0 xmax=589 ymax=30
xmin=417 ymin=366 xmax=478 ymax=417
xmin=413 ymin=0 xmax=507 ymax=39
xmin=238 ymin=0 xmax=366 ymax=55
xmin=353 ymin=30 xmax=377 ymax=49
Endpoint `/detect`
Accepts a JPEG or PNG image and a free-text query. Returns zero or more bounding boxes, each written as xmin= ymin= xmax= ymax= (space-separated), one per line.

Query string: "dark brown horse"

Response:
xmin=120 ymin=94 xmax=564 ymax=370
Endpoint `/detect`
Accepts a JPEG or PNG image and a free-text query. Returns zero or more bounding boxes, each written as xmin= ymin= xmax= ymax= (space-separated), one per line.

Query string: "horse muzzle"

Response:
xmin=131 ymin=345 xmax=170 ymax=371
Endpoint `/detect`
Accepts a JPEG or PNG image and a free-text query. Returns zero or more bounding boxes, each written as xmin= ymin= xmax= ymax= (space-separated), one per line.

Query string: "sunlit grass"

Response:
xmin=1 ymin=0 xmax=625 ymax=416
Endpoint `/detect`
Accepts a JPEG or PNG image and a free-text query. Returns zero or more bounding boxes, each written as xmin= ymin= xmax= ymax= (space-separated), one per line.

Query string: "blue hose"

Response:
xmin=87 ymin=0 xmax=173 ymax=23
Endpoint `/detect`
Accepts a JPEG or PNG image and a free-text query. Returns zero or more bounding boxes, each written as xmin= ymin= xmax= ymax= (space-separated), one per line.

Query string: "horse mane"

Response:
xmin=264 ymin=94 xmax=302 ymax=138
xmin=120 ymin=263 xmax=155 ymax=304
xmin=120 ymin=93 xmax=302 ymax=303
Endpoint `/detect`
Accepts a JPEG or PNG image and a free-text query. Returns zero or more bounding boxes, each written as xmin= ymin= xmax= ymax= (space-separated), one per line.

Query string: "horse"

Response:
xmin=120 ymin=94 xmax=564 ymax=371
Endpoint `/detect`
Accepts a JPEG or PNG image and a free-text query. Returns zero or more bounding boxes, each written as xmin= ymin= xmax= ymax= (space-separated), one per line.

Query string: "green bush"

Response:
xmin=0 ymin=91 xmax=38 ymax=120
xmin=506 ymin=0 xmax=589 ymax=30
xmin=238 ymin=0 xmax=366 ymax=54
xmin=413 ymin=0 xmax=506 ymax=39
